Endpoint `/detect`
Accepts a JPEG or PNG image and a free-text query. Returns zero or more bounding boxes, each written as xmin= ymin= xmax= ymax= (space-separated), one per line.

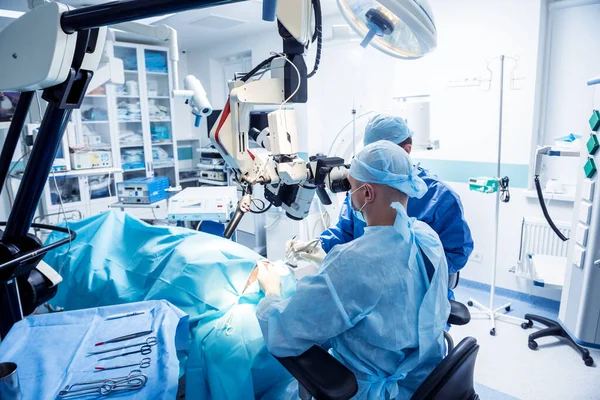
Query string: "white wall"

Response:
xmin=181 ymin=0 xmax=585 ymax=301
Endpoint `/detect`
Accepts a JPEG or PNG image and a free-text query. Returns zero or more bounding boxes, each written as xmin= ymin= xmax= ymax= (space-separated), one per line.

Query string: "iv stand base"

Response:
xmin=467 ymin=298 xmax=527 ymax=336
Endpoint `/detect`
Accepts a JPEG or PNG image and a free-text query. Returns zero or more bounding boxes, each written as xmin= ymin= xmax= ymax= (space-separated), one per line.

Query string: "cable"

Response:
xmin=107 ymin=171 xmax=113 ymax=199
xmin=250 ymin=201 xmax=272 ymax=214
xmin=271 ymin=52 xmax=301 ymax=109
xmin=534 ymin=176 xmax=568 ymax=241
xmin=317 ymin=200 xmax=330 ymax=232
xmin=34 ymin=91 xmax=43 ymax=122
xmin=250 ymin=197 xmax=266 ymax=211
xmin=311 ymin=216 xmax=323 ymax=238
xmin=241 ymin=55 xmax=278 ymax=83
xmin=307 ymin=0 xmax=323 ymax=78
xmin=6 ymin=150 xmax=32 ymax=208
xmin=327 ymin=111 xmax=376 ymax=156
xmin=499 ymin=176 xmax=510 ymax=203
xmin=253 ymin=66 xmax=273 ymax=81
xmin=264 ymin=213 xmax=281 ymax=229
xmin=50 ymin=170 xmax=72 ymax=275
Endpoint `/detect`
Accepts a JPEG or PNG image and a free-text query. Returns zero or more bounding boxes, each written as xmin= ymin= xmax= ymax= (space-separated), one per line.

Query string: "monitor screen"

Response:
xmin=0 ymin=92 xmax=20 ymax=122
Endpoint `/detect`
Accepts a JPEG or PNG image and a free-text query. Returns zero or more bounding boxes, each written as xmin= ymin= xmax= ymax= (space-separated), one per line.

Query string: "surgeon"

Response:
xmin=292 ymin=113 xmax=473 ymax=298
xmin=256 ymin=141 xmax=450 ymax=399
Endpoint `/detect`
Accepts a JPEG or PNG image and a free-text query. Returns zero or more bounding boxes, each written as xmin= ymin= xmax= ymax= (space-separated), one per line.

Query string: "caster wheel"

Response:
xmin=468 ymin=301 xmax=474 ymax=307
xmin=521 ymin=320 xmax=533 ymax=330
xmin=528 ymin=340 xmax=538 ymax=350
xmin=490 ymin=328 xmax=496 ymax=336
xmin=505 ymin=306 xmax=511 ymax=312
xmin=584 ymin=357 xmax=594 ymax=367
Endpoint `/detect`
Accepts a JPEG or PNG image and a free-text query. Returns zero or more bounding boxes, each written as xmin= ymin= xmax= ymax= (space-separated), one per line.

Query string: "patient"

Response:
xmin=43 ymin=211 xmax=297 ymax=400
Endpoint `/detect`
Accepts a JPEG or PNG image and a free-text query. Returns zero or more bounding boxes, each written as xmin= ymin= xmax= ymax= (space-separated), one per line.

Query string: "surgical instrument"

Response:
xmin=282 ymin=235 xmax=297 ymax=265
xmin=284 ymin=238 xmax=320 ymax=264
xmin=215 ymin=311 xmax=236 ymax=336
xmin=95 ymin=357 xmax=151 ymax=372
xmin=98 ymin=345 xmax=153 ymax=361
xmin=87 ymin=337 xmax=158 ymax=356
xmin=58 ymin=370 xmax=147 ymax=398
xmin=95 ymin=330 xmax=153 ymax=346
xmin=105 ymin=311 xmax=145 ymax=321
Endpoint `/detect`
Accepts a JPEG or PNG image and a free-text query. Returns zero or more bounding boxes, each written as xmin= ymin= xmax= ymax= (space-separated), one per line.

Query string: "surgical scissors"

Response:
xmin=87 ymin=337 xmax=158 ymax=356
xmin=58 ymin=370 xmax=147 ymax=398
xmin=95 ymin=357 xmax=151 ymax=372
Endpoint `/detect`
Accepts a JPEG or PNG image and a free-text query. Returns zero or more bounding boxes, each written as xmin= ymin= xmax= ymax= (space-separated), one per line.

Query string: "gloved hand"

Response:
xmin=257 ymin=261 xmax=281 ymax=296
xmin=285 ymin=238 xmax=305 ymax=255
xmin=286 ymin=239 xmax=326 ymax=267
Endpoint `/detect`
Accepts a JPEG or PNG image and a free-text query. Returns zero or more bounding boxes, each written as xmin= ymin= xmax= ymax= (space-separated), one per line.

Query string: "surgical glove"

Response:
xmin=257 ymin=261 xmax=281 ymax=296
xmin=296 ymin=243 xmax=326 ymax=266
xmin=285 ymin=239 xmax=307 ymax=255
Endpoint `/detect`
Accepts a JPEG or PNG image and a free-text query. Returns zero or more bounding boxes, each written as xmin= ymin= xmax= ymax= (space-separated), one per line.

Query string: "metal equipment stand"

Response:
xmin=467 ymin=55 xmax=527 ymax=335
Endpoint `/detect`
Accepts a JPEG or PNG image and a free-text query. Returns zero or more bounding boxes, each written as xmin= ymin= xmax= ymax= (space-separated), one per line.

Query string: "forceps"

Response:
xmin=215 ymin=311 xmax=236 ymax=336
xmin=58 ymin=370 xmax=147 ymax=398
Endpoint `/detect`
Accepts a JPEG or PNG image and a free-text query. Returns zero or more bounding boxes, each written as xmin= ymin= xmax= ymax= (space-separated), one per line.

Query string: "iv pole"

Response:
xmin=467 ymin=55 xmax=528 ymax=336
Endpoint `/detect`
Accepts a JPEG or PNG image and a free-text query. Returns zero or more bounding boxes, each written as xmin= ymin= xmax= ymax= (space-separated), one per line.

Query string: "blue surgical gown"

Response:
xmin=321 ymin=167 xmax=474 ymax=276
xmin=257 ymin=207 xmax=450 ymax=399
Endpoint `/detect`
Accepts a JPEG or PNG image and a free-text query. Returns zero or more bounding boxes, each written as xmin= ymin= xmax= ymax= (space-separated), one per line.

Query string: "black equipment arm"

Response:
xmin=0 ymin=92 xmax=34 ymax=195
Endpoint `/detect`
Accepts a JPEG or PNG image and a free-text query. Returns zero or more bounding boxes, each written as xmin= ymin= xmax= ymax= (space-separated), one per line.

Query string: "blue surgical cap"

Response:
xmin=350 ymin=140 xmax=427 ymax=198
xmin=363 ymin=113 xmax=413 ymax=146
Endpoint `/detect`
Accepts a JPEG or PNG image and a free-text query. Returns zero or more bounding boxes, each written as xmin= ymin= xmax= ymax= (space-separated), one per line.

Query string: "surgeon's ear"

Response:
xmin=364 ymin=184 xmax=375 ymax=201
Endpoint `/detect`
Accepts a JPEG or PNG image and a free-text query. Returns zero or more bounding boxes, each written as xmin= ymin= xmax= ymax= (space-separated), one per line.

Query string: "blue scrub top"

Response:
xmin=320 ymin=167 xmax=474 ymax=296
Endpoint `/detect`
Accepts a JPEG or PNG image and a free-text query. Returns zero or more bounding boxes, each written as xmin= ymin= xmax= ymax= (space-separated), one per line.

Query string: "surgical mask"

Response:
xmin=350 ymin=185 xmax=367 ymax=223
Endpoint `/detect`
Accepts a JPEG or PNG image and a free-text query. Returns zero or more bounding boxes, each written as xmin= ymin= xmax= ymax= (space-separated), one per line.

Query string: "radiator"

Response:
xmin=513 ymin=217 xmax=571 ymax=280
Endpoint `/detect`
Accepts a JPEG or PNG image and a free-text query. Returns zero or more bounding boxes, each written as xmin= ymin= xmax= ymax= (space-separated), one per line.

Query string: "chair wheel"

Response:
xmin=521 ymin=320 xmax=533 ymax=329
xmin=468 ymin=301 xmax=473 ymax=307
xmin=584 ymin=357 xmax=594 ymax=367
xmin=490 ymin=328 xmax=496 ymax=336
xmin=505 ymin=306 xmax=511 ymax=312
xmin=528 ymin=340 xmax=538 ymax=350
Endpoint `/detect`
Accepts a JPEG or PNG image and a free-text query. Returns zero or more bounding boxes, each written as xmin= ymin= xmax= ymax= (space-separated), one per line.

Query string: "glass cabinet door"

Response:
xmin=87 ymin=174 xmax=117 ymax=201
xmin=114 ymin=45 xmax=147 ymax=180
xmin=72 ymin=84 xmax=114 ymax=171
xmin=47 ymin=176 xmax=82 ymax=206
xmin=145 ymin=49 xmax=176 ymax=186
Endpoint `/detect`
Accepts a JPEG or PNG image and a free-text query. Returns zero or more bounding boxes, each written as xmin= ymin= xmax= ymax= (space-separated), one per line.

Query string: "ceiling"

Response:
xmin=0 ymin=0 xmax=342 ymax=49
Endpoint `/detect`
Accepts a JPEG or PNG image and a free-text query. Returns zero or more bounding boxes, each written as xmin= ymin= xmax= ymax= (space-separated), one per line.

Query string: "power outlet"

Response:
xmin=470 ymin=252 xmax=483 ymax=263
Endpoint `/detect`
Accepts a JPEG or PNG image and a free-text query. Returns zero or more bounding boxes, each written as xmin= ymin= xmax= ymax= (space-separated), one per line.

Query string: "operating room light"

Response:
xmin=336 ymin=0 xmax=437 ymax=59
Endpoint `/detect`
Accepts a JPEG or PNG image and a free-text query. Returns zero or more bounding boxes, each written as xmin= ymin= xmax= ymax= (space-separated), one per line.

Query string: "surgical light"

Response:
xmin=336 ymin=0 xmax=437 ymax=59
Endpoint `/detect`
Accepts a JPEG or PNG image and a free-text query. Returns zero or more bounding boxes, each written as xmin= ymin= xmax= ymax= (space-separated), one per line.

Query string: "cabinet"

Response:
xmin=112 ymin=43 xmax=179 ymax=187
xmin=42 ymin=173 xmax=117 ymax=217
xmin=7 ymin=43 xmax=180 ymax=226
